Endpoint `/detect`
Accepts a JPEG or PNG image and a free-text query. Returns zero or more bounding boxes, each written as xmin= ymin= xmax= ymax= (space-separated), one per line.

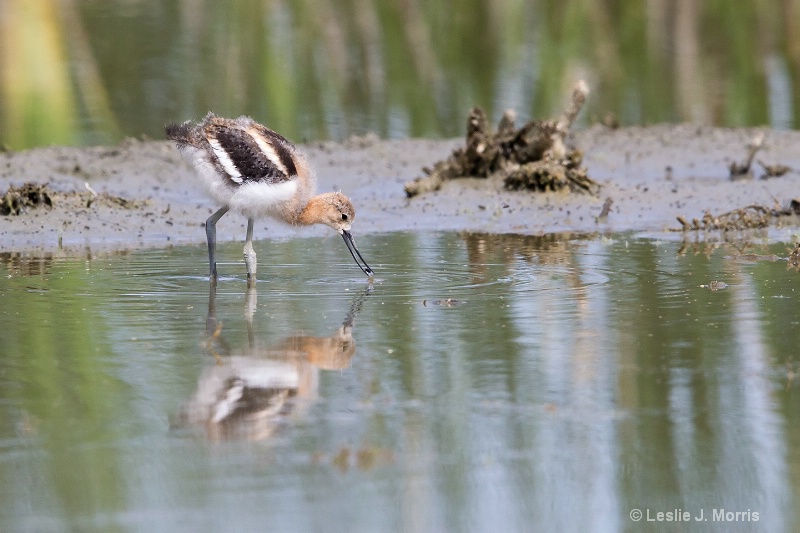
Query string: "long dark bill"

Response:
xmin=341 ymin=230 xmax=374 ymax=277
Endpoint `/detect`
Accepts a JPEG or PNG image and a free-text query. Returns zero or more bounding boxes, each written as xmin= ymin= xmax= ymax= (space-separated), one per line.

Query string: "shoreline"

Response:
xmin=1 ymin=124 xmax=800 ymax=256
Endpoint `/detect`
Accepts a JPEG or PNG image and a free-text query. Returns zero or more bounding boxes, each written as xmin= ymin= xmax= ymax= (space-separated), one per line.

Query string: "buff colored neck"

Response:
xmin=294 ymin=195 xmax=326 ymax=226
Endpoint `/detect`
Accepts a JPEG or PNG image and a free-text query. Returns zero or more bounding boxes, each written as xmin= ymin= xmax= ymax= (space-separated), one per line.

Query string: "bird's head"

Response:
xmin=311 ymin=191 xmax=356 ymax=232
xmin=303 ymin=192 xmax=372 ymax=277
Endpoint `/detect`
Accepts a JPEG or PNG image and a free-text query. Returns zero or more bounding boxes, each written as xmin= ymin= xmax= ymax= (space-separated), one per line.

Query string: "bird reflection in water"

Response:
xmin=175 ymin=284 xmax=369 ymax=441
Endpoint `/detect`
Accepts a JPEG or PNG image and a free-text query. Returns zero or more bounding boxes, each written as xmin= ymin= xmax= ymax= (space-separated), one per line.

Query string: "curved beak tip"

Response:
xmin=341 ymin=230 xmax=373 ymax=278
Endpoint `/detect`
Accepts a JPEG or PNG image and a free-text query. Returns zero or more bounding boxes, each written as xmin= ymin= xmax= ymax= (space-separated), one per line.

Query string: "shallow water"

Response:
xmin=2 ymin=232 xmax=800 ymax=532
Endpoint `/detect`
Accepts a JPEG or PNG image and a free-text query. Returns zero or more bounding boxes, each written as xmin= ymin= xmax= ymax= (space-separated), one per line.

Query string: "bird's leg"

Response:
xmin=244 ymin=283 xmax=257 ymax=349
xmin=206 ymin=206 xmax=229 ymax=280
xmin=243 ymin=217 xmax=257 ymax=285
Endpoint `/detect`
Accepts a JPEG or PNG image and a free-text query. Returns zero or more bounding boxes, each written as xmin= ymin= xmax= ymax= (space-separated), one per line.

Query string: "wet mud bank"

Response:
xmin=1 ymin=124 xmax=799 ymax=255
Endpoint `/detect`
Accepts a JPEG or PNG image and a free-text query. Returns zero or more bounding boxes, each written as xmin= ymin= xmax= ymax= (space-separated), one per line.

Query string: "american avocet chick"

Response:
xmin=165 ymin=112 xmax=373 ymax=282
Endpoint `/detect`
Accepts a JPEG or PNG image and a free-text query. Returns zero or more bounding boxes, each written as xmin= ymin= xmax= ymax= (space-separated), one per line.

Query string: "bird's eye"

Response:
xmin=341 ymin=213 xmax=348 ymax=221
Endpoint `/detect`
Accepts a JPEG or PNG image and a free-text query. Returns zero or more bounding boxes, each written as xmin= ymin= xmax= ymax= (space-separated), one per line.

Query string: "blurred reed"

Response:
xmin=0 ymin=0 xmax=798 ymax=150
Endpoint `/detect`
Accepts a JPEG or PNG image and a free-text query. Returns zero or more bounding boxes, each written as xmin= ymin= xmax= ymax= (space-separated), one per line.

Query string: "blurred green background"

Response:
xmin=1 ymin=0 xmax=798 ymax=150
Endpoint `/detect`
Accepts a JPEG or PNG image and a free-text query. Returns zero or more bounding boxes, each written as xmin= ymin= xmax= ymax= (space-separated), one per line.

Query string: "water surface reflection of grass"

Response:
xmin=1 ymin=236 xmax=800 ymax=530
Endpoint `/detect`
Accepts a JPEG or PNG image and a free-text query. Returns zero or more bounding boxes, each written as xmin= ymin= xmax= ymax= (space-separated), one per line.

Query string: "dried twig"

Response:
xmin=595 ymin=197 xmax=614 ymax=222
xmin=550 ymin=80 xmax=589 ymax=159
xmin=729 ymin=132 xmax=764 ymax=179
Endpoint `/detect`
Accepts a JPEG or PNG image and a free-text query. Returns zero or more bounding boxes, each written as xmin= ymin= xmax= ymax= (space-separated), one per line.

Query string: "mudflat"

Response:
xmin=1 ymin=124 xmax=799 ymax=255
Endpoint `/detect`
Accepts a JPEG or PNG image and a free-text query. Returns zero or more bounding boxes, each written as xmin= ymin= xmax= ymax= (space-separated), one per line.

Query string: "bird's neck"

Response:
xmin=293 ymin=196 xmax=325 ymax=226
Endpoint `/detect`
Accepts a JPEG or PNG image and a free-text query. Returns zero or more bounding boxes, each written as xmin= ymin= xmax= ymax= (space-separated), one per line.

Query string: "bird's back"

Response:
xmin=166 ymin=113 xmax=316 ymax=221
xmin=166 ymin=113 xmax=300 ymax=186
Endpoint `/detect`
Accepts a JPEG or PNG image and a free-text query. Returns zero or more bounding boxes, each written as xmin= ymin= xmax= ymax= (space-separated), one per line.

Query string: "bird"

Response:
xmin=165 ymin=112 xmax=373 ymax=283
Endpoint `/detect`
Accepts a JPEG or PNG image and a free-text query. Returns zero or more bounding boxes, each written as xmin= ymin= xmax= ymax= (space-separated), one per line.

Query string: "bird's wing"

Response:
xmin=203 ymin=121 xmax=298 ymax=186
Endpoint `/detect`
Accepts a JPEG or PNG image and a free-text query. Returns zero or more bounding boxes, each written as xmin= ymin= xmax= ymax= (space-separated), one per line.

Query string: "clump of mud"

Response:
xmin=404 ymin=81 xmax=598 ymax=197
xmin=759 ymin=161 xmax=791 ymax=179
xmin=675 ymin=200 xmax=800 ymax=232
xmin=0 ymin=183 xmax=53 ymax=215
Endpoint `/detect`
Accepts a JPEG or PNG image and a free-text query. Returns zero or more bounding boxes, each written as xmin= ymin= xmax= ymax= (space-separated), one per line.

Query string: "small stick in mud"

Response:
xmin=596 ymin=197 xmax=614 ymax=223
xmin=729 ymin=132 xmax=765 ymax=179
xmin=85 ymin=182 xmax=99 ymax=207
xmin=676 ymin=215 xmax=691 ymax=230
xmin=550 ymin=80 xmax=589 ymax=160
